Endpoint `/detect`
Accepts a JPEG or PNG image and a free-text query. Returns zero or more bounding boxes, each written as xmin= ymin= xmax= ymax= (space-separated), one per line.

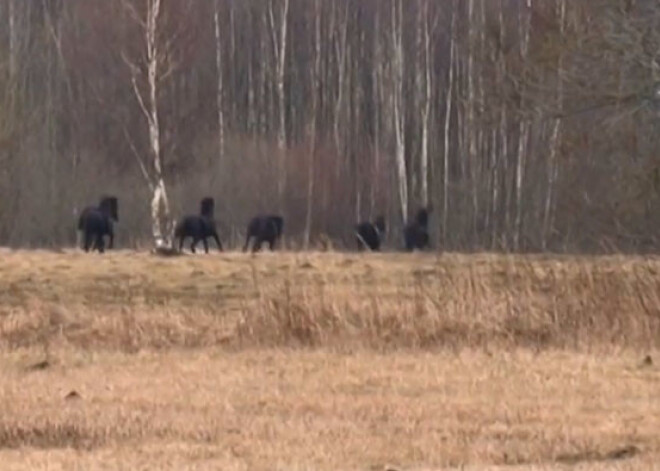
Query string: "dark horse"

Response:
xmin=243 ymin=215 xmax=284 ymax=252
xmin=403 ymin=207 xmax=431 ymax=251
xmin=174 ymin=197 xmax=223 ymax=253
xmin=78 ymin=196 xmax=118 ymax=253
xmin=355 ymin=215 xmax=386 ymax=251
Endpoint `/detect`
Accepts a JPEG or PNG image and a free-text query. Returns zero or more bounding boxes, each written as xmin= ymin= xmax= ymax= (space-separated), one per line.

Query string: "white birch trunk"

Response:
xmin=304 ymin=0 xmax=321 ymax=248
xmin=467 ymin=0 xmax=479 ymax=240
xmin=419 ymin=0 xmax=431 ymax=208
xmin=442 ymin=3 xmax=457 ymax=244
xmin=333 ymin=3 xmax=349 ymax=155
xmin=392 ymin=0 xmax=408 ymax=224
xmin=145 ymin=0 xmax=170 ymax=247
xmin=542 ymin=0 xmax=566 ymax=250
xmin=489 ymin=128 xmax=498 ymax=247
xmin=513 ymin=0 xmax=531 ymax=250
xmin=9 ymin=0 xmax=17 ymax=82
xmin=496 ymin=0 xmax=509 ymax=247
xmin=214 ymin=0 xmax=225 ymax=166
xmin=269 ymin=0 xmax=290 ymax=208
xmin=370 ymin=5 xmax=382 ymax=218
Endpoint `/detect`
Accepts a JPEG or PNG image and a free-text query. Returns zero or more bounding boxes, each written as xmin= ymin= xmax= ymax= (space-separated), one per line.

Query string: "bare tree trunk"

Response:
xmin=333 ymin=2 xmax=349 ymax=156
xmin=542 ymin=0 xmax=566 ymax=250
xmin=514 ymin=123 xmax=529 ymax=251
xmin=513 ymin=0 xmax=531 ymax=251
xmin=475 ymin=0 xmax=487 ymax=246
xmin=495 ymin=0 xmax=509 ymax=249
xmin=8 ymin=0 xmax=18 ymax=82
xmin=229 ymin=3 xmax=236 ymax=125
xmin=126 ymin=0 xmax=171 ymax=247
xmin=304 ymin=0 xmax=321 ymax=248
xmin=214 ymin=0 xmax=225 ymax=167
xmin=370 ymin=4 xmax=382 ymax=218
xmin=467 ymin=0 xmax=479 ymax=241
xmin=247 ymin=58 xmax=255 ymax=133
xmin=442 ymin=3 xmax=457 ymax=245
xmin=147 ymin=0 xmax=170 ymax=247
xmin=419 ymin=0 xmax=432 ymax=208
xmin=488 ymin=128 xmax=498 ymax=247
xmin=269 ymin=0 xmax=290 ymax=209
xmin=392 ymin=0 xmax=408 ymax=224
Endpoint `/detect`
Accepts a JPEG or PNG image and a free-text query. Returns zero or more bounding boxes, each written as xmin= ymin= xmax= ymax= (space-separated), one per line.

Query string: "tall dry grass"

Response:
xmin=0 ymin=250 xmax=658 ymax=352
xmin=238 ymin=253 xmax=660 ymax=350
xmin=1 ymin=251 xmax=659 ymax=470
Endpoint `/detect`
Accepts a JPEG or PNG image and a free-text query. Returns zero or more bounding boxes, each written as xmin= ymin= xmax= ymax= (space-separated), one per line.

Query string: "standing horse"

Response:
xmin=403 ymin=207 xmax=431 ymax=251
xmin=78 ymin=196 xmax=118 ymax=253
xmin=243 ymin=215 xmax=284 ymax=252
xmin=174 ymin=197 xmax=223 ymax=253
xmin=355 ymin=215 xmax=386 ymax=251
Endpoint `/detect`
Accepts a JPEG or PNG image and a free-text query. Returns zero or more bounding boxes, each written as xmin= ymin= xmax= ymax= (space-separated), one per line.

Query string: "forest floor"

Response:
xmin=0 ymin=249 xmax=658 ymax=470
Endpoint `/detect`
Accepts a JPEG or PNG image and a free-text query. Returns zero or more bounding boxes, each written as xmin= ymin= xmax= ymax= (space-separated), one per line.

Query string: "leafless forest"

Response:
xmin=0 ymin=0 xmax=658 ymax=251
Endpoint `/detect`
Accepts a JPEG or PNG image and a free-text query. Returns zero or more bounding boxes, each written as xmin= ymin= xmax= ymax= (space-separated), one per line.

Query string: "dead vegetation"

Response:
xmin=1 ymin=349 xmax=658 ymax=470
xmin=0 ymin=250 xmax=659 ymax=351
xmin=0 ymin=250 xmax=659 ymax=470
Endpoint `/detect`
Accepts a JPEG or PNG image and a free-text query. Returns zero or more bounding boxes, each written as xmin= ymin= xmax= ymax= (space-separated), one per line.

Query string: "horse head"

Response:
xmin=374 ymin=215 xmax=386 ymax=234
xmin=270 ymin=215 xmax=284 ymax=237
xmin=200 ymin=197 xmax=215 ymax=218
xmin=99 ymin=196 xmax=119 ymax=222
xmin=415 ymin=207 xmax=430 ymax=228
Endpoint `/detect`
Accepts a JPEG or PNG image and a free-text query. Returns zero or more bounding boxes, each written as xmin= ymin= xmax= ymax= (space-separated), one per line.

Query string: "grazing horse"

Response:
xmin=78 ymin=196 xmax=118 ymax=253
xmin=243 ymin=215 xmax=284 ymax=252
xmin=355 ymin=215 xmax=386 ymax=251
xmin=403 ymin=207 xmax=431 ymax=251
xmin=174 ymin=197 xmax=223 ymax=253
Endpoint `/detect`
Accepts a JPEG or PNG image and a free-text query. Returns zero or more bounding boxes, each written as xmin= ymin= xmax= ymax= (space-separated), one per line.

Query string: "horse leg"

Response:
xmin=83 ymin=231 xmax=92 ymax=252
xmin=202 ymin=237 xmax=209 ymax=254
xmin=178 ymin=235 xmax=185 ymax=252
xmin=243 ymin=234 xmax=251 ymax=252
xmin=108 ymin=230 xmax=114 ymax=250
xmin=269 ymin=238 xmax=275 ymax=251
xmin=253 ymin=238 xmax=262 ymax=253
xmin=213 ymin=232 xmax=223 ymax=251
xmin=96 ymin=234 xmax=105 ymax=253
xmin=190 ymin=238 xmax=198 ymax=254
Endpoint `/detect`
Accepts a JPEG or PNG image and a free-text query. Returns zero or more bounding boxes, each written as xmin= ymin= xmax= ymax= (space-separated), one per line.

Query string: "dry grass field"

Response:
xmin=0 ymin=249 xmax=659 ymax=470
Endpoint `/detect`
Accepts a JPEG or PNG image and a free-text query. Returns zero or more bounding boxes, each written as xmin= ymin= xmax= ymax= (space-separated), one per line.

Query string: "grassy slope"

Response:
xmin=0 ymin=250 xmax=659 ymax=470
xmin=1 ymin=249 xmax=660 ymax=350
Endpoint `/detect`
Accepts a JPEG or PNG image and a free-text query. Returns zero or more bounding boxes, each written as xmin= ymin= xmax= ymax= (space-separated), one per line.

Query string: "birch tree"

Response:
xmin=214 ymin=0 xmax=226 ymax=168
xmin=541 ymin=0 xmax=566 ymax=249
xmin=417 ymin=0 xmax=433 ymax=209
xmin=123 ymin=0 xmax=172 ymax=247
xmin=443 ymin=3 xmax=457 ymax=244
xmin=303 ymin=0 xmax=322 ymax=247
xmin=8 ymin=0 xmax=18 ymax=83
xmin=268 ymin=0 xmax=290 ymax=208
xmin=391 ymin=0 xmax=408 ymax=224
xmin=513 ymin=0 xmax=532 ymax=250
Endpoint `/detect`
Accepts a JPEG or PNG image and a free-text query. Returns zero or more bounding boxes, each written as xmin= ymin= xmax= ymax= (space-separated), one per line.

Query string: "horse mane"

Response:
xmin=415 ymin=208 xmax=429 ymax=228
xmin=99 ymin=196 xmax=119 ymax=221
xmin=269 ymin=215 xmax=284 ymax=236
xmin=200 ymin=197 xmax=215 ymax=218
xmin=374 ymin=215 xmax=386 ymax=234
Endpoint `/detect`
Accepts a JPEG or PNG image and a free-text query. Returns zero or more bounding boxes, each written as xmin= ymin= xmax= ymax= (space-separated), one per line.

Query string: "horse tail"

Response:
xmin=174 ymin=220 xmax=184 ymax=238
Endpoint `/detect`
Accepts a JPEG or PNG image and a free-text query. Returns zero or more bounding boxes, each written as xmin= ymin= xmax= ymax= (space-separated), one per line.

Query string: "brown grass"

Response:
xmin=1 ymin=349 xmax=658 ymax=470
xmin=0 ymin=249 xmax=659 ymax=469
xmin=0 ymin=249 xmax=659 ymax=351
